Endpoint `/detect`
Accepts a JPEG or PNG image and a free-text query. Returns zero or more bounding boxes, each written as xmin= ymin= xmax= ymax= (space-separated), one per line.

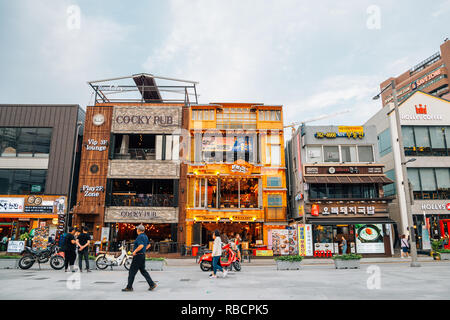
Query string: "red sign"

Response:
xmin=311 ymin=204 xmax=320 ymax=216
xmin=447 ymin=203 xmax=450 ymax=211
xmin=415 ymin=104 xmax=427 ymax=115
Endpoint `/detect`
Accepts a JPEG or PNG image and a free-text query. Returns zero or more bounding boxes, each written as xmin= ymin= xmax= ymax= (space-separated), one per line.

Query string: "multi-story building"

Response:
xmin=185 ymin=103 xmax=288 ymax=251
xmin=286 ymin=125 xmax=395 ymax=257
xmin=380 ymin=39 xmax=450 ymax=107
xmin=366 ymin=90 xmax=450 ymax=252
xmin=72 ymin=74 xmax=196 ymax=246
xmin=0 ymin=104 xmax=84 ymax=243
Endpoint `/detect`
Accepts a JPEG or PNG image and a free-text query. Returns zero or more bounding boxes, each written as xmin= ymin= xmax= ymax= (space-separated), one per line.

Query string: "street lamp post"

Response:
xmin=373 ymin=80 xmax=420 ymax=267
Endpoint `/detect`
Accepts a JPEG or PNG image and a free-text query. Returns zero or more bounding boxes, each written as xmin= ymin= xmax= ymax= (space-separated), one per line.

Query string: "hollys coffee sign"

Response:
xmin=112 ymin=106 xmax=181 ymax=133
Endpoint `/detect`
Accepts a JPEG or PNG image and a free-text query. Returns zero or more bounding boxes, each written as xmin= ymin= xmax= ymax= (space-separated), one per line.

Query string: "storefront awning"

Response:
xmin=304 ymin=176 xmax=394 ymax=185
xmin=306 ymin=217 xmax=396 ymax=225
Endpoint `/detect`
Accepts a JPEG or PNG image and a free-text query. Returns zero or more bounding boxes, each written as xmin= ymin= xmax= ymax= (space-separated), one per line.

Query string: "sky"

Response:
xmin=0 ymin=0 xmax=449 ymax=139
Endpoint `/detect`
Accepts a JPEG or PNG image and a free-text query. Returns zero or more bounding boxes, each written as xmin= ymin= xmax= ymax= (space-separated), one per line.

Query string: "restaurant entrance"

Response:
xmin=111 ymin=222 xmax=178 ymax=253
xmin=193 ymin=222 xmax=262 ymax=248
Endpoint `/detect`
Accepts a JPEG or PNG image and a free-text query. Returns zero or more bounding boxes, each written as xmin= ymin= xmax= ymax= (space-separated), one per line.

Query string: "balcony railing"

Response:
xmin=264 ymin=207 xmax=287 ymax=222
xmin=110 ymin=194 xmax=176 ymax=207
xmin=113 ymin=148 xmax=156 ymax=160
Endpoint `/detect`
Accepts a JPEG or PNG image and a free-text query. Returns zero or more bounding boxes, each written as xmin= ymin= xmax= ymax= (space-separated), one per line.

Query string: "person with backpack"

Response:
xmin=401 ymin=234 xmax=410 ymax=258
xmin=64 ymin=227 xmax=77 ymax=272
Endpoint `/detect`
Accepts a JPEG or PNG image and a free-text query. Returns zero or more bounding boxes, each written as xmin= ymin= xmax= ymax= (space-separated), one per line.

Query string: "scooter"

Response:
xmin=198 ymin=243 xmax=241 ymax=272
xmin=95 ymin=241 xmax=132 ymax=270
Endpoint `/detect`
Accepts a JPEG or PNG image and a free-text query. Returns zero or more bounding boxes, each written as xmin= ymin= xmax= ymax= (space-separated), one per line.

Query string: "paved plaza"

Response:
xmin=0 ymin=257 xmax=449 ymax=300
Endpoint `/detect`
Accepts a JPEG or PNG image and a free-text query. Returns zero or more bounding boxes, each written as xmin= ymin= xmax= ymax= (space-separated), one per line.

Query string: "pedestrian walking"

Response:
xmin=122 ymin=224 xmax=157 ymax=292
xmin=339 ymin=235 xmax=347 ymax=255
xmin=76 ymin=227 xmax=91 ymax=272
xmin=64 ymin=227 xmax=77 ymax=272
xmin=210 ymin=230 xmax=228 ymax=279
xmin=401 ymin=234 xmax=410 ymax=258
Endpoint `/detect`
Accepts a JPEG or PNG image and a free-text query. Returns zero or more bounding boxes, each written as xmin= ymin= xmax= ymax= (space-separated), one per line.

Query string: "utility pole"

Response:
xmin=390 ymin=80 xmax=420 ymax=267
xmin=374 ymin=80 xmax=420 ymax=267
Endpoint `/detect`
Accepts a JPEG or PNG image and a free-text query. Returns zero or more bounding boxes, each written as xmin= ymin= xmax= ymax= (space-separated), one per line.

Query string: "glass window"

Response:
xmin=383 ymin=169 xmax=396 ymax=196
xmin=267 ymin=177 xmax=282 ymax=187
xmin=323 ymin=146 xmax=339 ymax=162
xmin=0 ymin=170 xmax=12 ymax=194
xmin=271 ymin=145 xmax=281 ymax=166
xmin=309 ymin=184 xmax=327 ymax=199
xmin=219 ymin=178 xmax=239 ymax=208
xmin=0 ymin=169 xmax=46 ymax=195
xmin=429 ymin=127 xmax=446 ymax=155
xmin=436 ymin=168 xmax=450 ymax=189
xmin=402 ymin=126 xmax=415 ymax=148
xmin=419 ymin=168 xmax=436 ymax=191
xmin=378 ymin=128 xmax=392 ymax=157
xmin=414 ymin=127 xmax=429 ymax=147
xmin=239 ymin=178 xmax=258 ymax=208
xmin=358 ymin=146 xmax=374 ymax=162
xmin=446 ymin=127 xmax=450 ymax=149
xmin=341 ymin=146 xmax=357 ymax=162
xmin=268 ymin=195 xmax=282 ymax=207
xmin=313 ymin=225 xmax=334 ymax=244
xmin=306 ymin=146 xmax=322 ymax=162
xmin=407 ymin=168 xmax=421 ymax=191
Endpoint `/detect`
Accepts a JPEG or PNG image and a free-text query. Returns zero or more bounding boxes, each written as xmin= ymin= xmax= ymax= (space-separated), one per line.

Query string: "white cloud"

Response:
xmin=432 ymin=0 xmax=450 ymax=17
xmin=10 ymin=0 xmax=131 ymax=105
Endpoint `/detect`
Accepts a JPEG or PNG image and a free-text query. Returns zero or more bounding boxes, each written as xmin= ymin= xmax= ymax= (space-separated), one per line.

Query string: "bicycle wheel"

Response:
xmin=95 ymin=254 xmax=109 ymax=270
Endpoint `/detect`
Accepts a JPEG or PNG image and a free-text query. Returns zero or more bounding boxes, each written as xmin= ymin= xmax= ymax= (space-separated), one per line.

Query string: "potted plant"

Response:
xmin=332 ymin=253 xmax=363 ymax=269
xmin=274 ymin=255 xmax=303 ymax=270
xmin=146 ymin=257 xmax=167 ymax=271
xmin=431 ymin=240 xmax=443 ymax=260
xmin=438 ymin=249 xmax=450 ymax=260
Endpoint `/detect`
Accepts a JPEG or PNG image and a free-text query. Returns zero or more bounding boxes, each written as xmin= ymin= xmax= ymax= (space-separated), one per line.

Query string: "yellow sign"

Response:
xmin=255 ymin=250 xmax=273 ymax=256
xmin=338 ymin=126 xmax=364 ymax=134
xmin=231 ymin=216 xmax=254 ymax=222
xmin=298 ymin=205 xmax=304 ymax=217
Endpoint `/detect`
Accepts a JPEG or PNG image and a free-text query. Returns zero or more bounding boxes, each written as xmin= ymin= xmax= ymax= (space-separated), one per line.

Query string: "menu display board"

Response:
xmin=32 ymin=226 xmax=49 ymax=251
xmin=288 ymin=229 xmax=298 ymax=255
xmin=271 ymin=229 xmax=289 ymax=255
xmin=355 ymin=224 xmax=385 ymax=254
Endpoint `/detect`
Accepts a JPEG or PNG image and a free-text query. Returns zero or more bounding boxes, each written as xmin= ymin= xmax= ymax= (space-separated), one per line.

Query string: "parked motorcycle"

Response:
xmin=198 ymin=243 xmax=241 ymax=272
xmin=95 ymin=241 xmax=132 ymax=270
xmin=18 ymin=244 xmax=62 ymax=270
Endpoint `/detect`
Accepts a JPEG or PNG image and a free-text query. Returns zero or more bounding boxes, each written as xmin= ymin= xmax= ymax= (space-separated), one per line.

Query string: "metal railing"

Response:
xmin=111 ymin=194 xmax=175 ymax=207
xmin=113 ymin=148 xmax=156 ymax=160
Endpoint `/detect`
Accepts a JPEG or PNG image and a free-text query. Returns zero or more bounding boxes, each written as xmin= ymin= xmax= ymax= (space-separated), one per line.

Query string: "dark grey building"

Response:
xmin=0 ymin=104 xmax=85 ymax=241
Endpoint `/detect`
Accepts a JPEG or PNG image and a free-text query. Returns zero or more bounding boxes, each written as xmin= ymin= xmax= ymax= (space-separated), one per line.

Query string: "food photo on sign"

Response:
xmin=355 ymin=224 xmax=385 ymax=254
